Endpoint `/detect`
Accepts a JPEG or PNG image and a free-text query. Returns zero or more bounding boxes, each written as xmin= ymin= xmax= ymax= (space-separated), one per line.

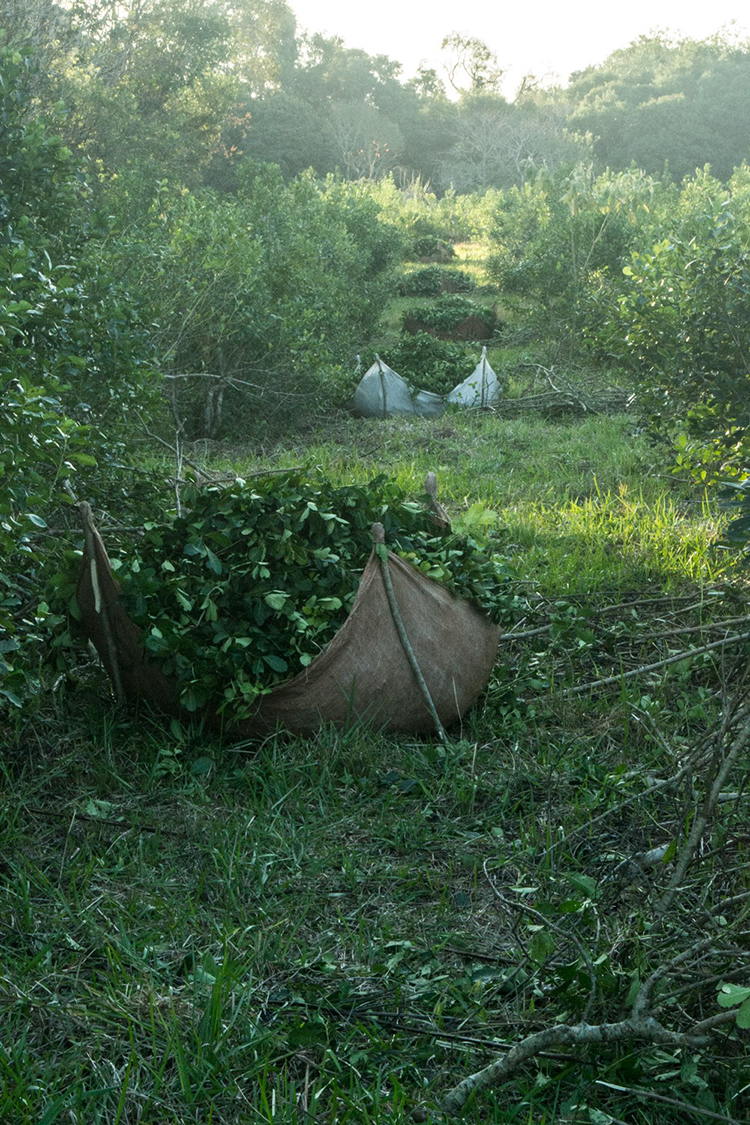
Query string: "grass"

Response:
xmin=2 ymin=247 xmax=750 ymax=1123
xmin=218 ymin=409 xmax=728 ymax=595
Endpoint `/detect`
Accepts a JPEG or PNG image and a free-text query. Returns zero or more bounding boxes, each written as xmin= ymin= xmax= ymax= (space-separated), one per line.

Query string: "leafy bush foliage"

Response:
xmin=0 ymin=42 xmax=159 ymax=713
xmin=487 ymin=164 xmax=660 ymax=349
xmin=111 ymin=168 xmax=403 ymax=438
xmin=594 ymin=169 xmax=750 ymax=445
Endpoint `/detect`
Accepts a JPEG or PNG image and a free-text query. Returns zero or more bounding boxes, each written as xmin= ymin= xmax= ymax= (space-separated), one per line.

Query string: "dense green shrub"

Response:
xmin=363 ymin=178 xmax=502 ymax=246
xmin=0 ymin=43 xmax=160 ymax=713
xmin=581 ymin=166 xmax=750 ymax=552
xmin=110 ymin=167 xmax=403 ymax=438
xmin=487 ymin=165 xmax=661 ymax=351
xmin=588 ymin=168 xmax=750 ymax=461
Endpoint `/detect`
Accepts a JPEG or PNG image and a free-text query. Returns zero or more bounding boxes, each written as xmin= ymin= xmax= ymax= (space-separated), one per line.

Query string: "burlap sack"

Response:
xmin=76 ymin=503 xmax=500 ymax=736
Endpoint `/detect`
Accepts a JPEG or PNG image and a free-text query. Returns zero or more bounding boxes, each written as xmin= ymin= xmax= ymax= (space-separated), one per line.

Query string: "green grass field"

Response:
xmin=2 ymin=253 xmax=749 ymax=1124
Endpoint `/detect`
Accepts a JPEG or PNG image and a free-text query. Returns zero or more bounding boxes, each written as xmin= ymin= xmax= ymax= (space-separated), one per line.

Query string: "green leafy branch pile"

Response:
xmin=403 ymin=295 xmax=496 ymax=335
xmin=107 ymin=473 xmax=512 ymax=721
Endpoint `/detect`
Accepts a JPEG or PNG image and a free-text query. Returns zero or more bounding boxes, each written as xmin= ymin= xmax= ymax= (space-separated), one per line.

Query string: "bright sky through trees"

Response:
xmin=289 ymin=0 xmax=750 ymax=93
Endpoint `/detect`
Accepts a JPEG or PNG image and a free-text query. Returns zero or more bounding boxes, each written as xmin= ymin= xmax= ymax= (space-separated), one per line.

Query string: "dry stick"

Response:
xmin=565 ymin=629 xmax=750 ymax=696
xmin=137 ymin=412 xmax=304 ymax=481
xmin=501 ymin=594 xmax=738 ymax=643
xmin=593 ymin=1079 xmax=746 ymax=1125
xmin=591 ymin=592 xmax=727 ymax=615
xmin=501 ymin=623 xmax=552 ymax=641
xmin=78 ymin=502 xmax=125 ymax=707
xmin=136 ymin=412 xmax=217 ymax=480
xmin=442 ymin=704 xmax=750 ymax=1113
xmin=483 ymin=861 xmax=599 ymax=1022
xmin=258 ymin=997 xmax=579 ymax=1063
xmin=632 ymin=932 xmax=731 ymax=1021
xmin=371 ymin=523 xmax=448 ymax=742
xmin=441 ymin=1016 xmax=713 ymax=1116
xmin=23 ymin=804 xmax=178 ymax=836
xmin=655 ymin=706 xmax=750 ymax=920
xmin=645 ymin=613 xmax=750 ymax=641
xmin=539 ymin=731 xmax=714 ymax=864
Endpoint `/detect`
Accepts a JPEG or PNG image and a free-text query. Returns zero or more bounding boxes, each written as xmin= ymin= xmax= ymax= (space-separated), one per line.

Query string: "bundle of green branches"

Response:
xmin=108 ymin=473 xmax=512 ymax=720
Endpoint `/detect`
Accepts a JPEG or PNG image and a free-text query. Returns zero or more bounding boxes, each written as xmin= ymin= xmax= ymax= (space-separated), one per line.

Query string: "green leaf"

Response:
xmin=84 ymin=798 xmax=115 ymax=818
xmin=288 ymin=1022 xmax=328 ymax=1049
xmin=737 ymin=997 xmax=750 ymax=1029
xmin=717 ymin=982 xmax=750 ymax=1008
xmin=529 ymin=929 xmax=556 ymax=964
xmin=205 ymin=548 xmax=222 ymax=575
xmin=565 ymin=872 xmax=598 ymax=899
xmin=263 ymin=654 xmax=288 ymax=674
xmin=264 ymin=592 xmax=288 ymax=611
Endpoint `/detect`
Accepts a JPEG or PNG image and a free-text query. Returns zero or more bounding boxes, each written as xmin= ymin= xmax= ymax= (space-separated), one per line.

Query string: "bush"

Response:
xmin=0 ymin=41 xmax=158 ymax=713
xmin=487 ymin=165 xmax=661 ymax=352
xmin=111 ymin=167 xmax=404 ymax=439
xmin=589 ymin=168 xmax=750 ymax=462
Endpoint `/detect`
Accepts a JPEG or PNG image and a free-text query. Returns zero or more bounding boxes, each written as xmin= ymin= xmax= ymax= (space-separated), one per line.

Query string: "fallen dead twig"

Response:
xmin=594 ymin=1078 xmax=746 ymax=1125
xmin=655 ymin=701 xmax=750 ymax=918
xmin=441 ymin=1015 xmax=714 ymax=1115
xmin=564 ymin=629 xmax=750 ymax=695
xmin=482 ymin=862 xmax=599 ymax=1021
xmin=22 ymin=804 xmax=182 ymax=836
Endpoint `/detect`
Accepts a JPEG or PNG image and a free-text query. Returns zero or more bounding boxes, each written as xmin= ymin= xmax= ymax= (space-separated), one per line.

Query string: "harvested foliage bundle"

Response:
xmin=94 ymin=473 xmax=510 ymax=724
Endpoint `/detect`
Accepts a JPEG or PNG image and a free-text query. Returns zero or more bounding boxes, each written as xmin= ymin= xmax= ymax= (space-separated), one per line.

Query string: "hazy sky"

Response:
xmin=288 ymin=1 xmax=750 ymax=94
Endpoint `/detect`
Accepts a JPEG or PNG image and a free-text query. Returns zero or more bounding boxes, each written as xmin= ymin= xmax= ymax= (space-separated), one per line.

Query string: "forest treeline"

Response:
xmin=2 ymin=2 xmax=750 ymax=710
xmin=5 ymin=0 xmax=750 ymax=191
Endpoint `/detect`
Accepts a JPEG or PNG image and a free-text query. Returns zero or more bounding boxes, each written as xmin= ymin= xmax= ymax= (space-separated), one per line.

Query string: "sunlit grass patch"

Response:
xmin=215 ymin=408 xmax=729 ymax=594
xmin=504 ymin=485 xmax=726 ymax=593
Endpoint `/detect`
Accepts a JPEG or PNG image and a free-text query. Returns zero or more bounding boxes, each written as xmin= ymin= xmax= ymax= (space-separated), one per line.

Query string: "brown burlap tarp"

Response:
xmin=76 ymin=503 xmax=501 ymax=736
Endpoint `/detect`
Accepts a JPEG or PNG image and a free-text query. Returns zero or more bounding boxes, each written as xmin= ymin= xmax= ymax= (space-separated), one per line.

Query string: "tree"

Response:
xmin=441 ymin=33 xmax=504 ymax=96
xmin=237 ymin=92 xmax=335 ymax=178
xmin=330 ymin=102 xmax=404 ymax=180
xmin=439 ymin=95 xmax=591 ymax=192
xmin=566 ymin=33 xmax=750 ymax=181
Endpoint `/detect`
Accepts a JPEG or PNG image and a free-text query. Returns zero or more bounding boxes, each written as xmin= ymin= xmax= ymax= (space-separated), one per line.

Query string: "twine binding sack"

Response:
xmin=76 ymin=500 xmax=500 ymax=737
